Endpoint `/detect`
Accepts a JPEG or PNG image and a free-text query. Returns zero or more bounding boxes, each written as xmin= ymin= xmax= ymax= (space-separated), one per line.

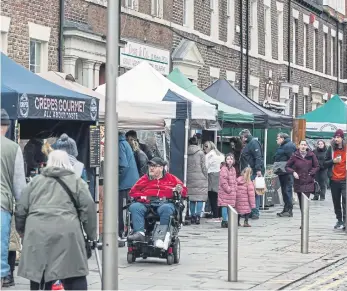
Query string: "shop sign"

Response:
xmin=120 ymin=41 xmax=170 ymax=75
xmin=18 ymin=94 xmax=99 ymax=121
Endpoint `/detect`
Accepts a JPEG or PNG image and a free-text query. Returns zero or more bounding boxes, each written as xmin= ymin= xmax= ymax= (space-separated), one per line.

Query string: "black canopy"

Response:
xmin=204 ymin=79 xmax=293 ymax=129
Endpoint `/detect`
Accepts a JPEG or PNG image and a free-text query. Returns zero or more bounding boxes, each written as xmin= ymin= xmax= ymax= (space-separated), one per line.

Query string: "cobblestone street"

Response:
xmin=9 ymin=191 xmax=347 ymax=290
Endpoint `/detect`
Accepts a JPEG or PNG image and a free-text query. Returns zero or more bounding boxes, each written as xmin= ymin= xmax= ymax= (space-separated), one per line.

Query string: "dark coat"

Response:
xmin=274 ymin=138 xmax=296 ymax=163
xmin=313 ymin=146 xmax=328 ymax=171
xmin=240 ymin=136 xmax=264 ymax=174
xmin=139 ymin=142 xmax=154 ymax=160
xmin=134 ymin=149 xmax=149 ymax=177
xmin=285 ymin=150 xmax=320 ymax=193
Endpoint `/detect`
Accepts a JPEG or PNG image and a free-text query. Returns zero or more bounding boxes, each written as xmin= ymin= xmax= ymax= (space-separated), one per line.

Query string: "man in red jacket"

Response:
xmin=127 ymin=157 xmax=187 ymax=242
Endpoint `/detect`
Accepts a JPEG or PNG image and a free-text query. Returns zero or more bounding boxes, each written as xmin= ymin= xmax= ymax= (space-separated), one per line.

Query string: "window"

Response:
xmin=250 ymin=0 xmax=258 ymax=54
xmin=303 ymin=95 xmax=309 ymax=113
xmin=303 ymin=24 xmax=308 ymax=67
xmin=292 ymin=93 xmax=298 ymax=117
xmin=227 ymin=0 xmax=235 ymax=44
xmin=183 ymin=0 xmax=187 ymax=25
xmin=331 ymin=36 xmax=336 ymax=76
xmin=313 ymin=29 xmax=318 ymax=71
xmin=249 ymin=87 xmax=259 ymax=103
xmin=210 ymin=0 xmax=214 ymax=10
xmin=277 ymin=9 xmax=283 ymax=61
xmin=125 ymin=0 xmax=134 ymax=9
xmin=323 ymin=33 xmax=328 ymax=74
xmin=0 ymin=32 xmax=8 ymax=54
xmin=264 ymin=5 xmax=271 ymax=57
xmin=29 ymin=39 xmax=42 ymax=73
xmin=227 ymin=0 xmax=231 ymax=16
xmin=338 ymin=40 xmax=342 ymax=77
xmin=210 ymin=0 xmax=219 ymax=40
xmin=0 ymin=16 xmax=10 ymax=55
xmin=226 ymin=70 xmax=236 ymax=86
xmin=151 ymin=0 xmax=163 ymax=17
xmin=293 ymin=18 xmax=298 ymax=65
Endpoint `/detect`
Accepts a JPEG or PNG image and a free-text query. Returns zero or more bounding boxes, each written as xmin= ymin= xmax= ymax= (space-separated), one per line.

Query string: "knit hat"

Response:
xmin=54 ymin=134 xmax=78 ymax=157
xmin=334 ymin=129 xmax=344 ymax=139
xmin=1 ymin=109 xmax=10 ymax=126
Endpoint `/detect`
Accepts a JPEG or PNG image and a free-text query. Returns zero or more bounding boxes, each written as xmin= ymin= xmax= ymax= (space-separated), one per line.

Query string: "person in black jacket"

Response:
xmin=125 ymin=130 xmax=154 ymax=160
xmin=239 ymin=129 xmax=264 ymax=219
xmin=274 ymin=133 xmax=296 ymax=217
xmin=312 ymin=140 xmax=328 ymax=201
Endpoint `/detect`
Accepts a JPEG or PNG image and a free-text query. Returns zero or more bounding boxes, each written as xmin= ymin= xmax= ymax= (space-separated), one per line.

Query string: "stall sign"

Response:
xmin=18 ymin=94 xmax=99 ymax=121
xmin=89 ymin=125 xmax=101 ymax=168
xmin=120 ymin=40 xmax=170 ymax=75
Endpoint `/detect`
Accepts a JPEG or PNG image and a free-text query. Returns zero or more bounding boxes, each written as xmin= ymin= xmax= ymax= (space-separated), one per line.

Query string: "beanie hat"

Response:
xmin=334 ymin=129 xmax=344 ymax=139
xmin=1 ymin=109 xmax=10 ymax=126
xmin=54 ymin=134 xmax=78 ymax=157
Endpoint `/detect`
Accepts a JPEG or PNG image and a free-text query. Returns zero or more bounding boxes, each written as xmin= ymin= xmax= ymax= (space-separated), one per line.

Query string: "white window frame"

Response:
xmin=210 ymin=0 xmax=219 ymax=40
xmin=249 ymin=75 xmax=259 ymax=103
xmin=227 ymin=0 xmax=235 ymax=44
xmin=331 ymin=36 xmax=335 ymax=76
xmin=323 ymin=33 xmax=327 ymax=74
xmin=151 ymin=0 xmax=163 ymax=18
xmin=313 ymin=28 xmax=318 ymax=71
xmin=226 ymin=70 xmax=236 ymax=86
xmin=210 ymin=0 xmax=214 ymax=10
xmin=293 ymin=18 xmax=298 ymax=65
xmin=28 ymin=22 xmax=50 ymax=73
xmin=250 ymin=0 xmax=258 ymax=54
xmin=338 ymin=40 xmax=342 ymax=78
xmin=0 ymin=16 xmax=10 ymax=55
xmin=125 ymin=0 xmax=134 ymax=9
xmin=276 ymin=2 xmax=283 ymax=61
xmin=264 ymin=3 xmax=271 ymax=57
xmin=183 ymin=0 xmax=194 ymax=28
xmin=29 ymin=39 xmax=42 ymax=73
xmin=292 ymin=93 xmax=298 ymax=117
xmin=303 ymin=24 xmax=308 ymax=68
xmin=183 ymin=0 xmax=188 ymax=26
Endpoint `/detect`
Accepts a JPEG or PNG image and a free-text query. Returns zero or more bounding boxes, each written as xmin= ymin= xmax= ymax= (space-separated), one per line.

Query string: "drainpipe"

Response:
xmin=239 ymin=0 xmax=244 ymax=93
xmin=59 ymin=0 xmax=64 ymax=72
xmin=336 ymin=19 xmax=339 ymax=95
xmin=287 ymin=0 xmax=291 ymax=82
xmin=245 ymin=0 xmax=250 ymax=97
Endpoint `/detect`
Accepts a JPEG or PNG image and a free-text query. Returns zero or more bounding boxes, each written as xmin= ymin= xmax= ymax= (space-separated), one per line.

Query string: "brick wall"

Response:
xmin=1 ymin=0 xmax=60 ymax=71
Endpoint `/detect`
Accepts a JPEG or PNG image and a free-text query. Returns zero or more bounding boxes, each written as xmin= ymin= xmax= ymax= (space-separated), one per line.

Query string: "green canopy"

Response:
xmin=167 ymin=68 xmax=254 ymax=123
xmin=298 ymin=95 xmax=347 ymax=138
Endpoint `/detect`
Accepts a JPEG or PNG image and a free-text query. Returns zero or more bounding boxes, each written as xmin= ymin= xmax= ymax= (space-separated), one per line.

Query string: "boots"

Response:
xmin=191 ymin=215 xmax=196 ymax=224
xmin=221 ymin=221 xmax=228 ymax=228
xmin=195 ymin=216 xmax=201 ymax=225
xmin=311 ymin=196 xmax=319 ymax=201
xmin=243 ymin=221 xmax=251 ymax=227
xmin=2 ymin=273 xmax=15 ymax=287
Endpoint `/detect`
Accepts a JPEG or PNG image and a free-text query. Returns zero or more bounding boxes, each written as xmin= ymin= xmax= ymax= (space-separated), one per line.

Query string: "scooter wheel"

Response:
xmin=127 ymin=253 xmax=135 ymax=264
xmin=167 ymin=254 xmax=174 ymax=265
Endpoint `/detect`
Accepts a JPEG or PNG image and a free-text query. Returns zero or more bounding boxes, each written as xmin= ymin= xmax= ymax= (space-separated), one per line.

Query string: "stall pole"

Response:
xmin=95 ymin=166 xmax=100 ymax=241
xmin=182 ymin=118 xmax=189 ymax=223
xmin=261 ymin=128 xmax=268 ymax=210
xmin=162 ymin=131 xmax=167 ymax=161
xmin=102 ymin=0 xmax=119 ymax=289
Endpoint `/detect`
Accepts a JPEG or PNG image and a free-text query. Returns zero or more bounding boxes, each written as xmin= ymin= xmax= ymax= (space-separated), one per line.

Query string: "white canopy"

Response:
xmin=95 ymin=61 xmax=217 ymax=120
xmin=37 ymin=71 xmax=176 ymax=129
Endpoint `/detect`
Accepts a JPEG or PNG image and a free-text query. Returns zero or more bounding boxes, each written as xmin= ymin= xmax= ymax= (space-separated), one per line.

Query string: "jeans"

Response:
xmin=221 ymin=207 xmax=228 ymax=221
xmin=330 ymin=180 xmax=346 ymax=222
xmin=129 ymin=202 xmax=175 ymax=232
xmin=189 ymin=201 xmax=204 ymax=217
xmin=278 ymin=174 xmax=294 ymax=211
xmin=251 ymin=174 xmax=260 ymax=218
xmin=1 ymin=210 xmax=11 ymax=278
xmin=30 ymin=276 xmax=87 ymax=290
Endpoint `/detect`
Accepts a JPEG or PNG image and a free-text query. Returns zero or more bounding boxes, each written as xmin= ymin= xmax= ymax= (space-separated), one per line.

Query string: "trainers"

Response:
xmin=334 ymin=221 xmax=344 ymax=230
xmin=221 ymin=221 xmax=228 ymax=228
xmin=243 ymin=222 xmax=251 ymax=227
xmin=311 ymin=196 xmax=319 ymax=201
xmin=127 ymin=232 xmax=146 ymax=242
xmin=2 ymin=274 xmax=14 ymax=287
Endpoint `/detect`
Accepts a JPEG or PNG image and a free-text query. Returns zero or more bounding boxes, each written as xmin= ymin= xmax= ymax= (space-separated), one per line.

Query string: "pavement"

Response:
xmin=9 ymin=190 xmax=347 ymax=290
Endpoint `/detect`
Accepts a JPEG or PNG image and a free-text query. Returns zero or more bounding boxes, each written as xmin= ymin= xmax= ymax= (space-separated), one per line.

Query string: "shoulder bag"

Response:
xmin=53 ymin=177 xmax=92 ymax=259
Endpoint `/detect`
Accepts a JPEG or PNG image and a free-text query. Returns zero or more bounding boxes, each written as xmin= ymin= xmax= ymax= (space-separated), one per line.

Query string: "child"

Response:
xmin=236 ymin=167 xmax=256 ymax=227
xmin=218 ymin=154 xmax=237 ymax=228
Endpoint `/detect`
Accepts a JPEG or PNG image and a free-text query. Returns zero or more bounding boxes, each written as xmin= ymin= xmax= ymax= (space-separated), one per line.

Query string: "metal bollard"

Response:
xmin=228 ymin=205 xmax=238 ymax=282
xmin=301 ymin=195 xmax=309 ymax=254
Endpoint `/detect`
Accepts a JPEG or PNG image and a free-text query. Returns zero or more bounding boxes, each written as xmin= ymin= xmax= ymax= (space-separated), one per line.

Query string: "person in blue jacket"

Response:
xmin=118 ymin=131 xmax=139 ymax=240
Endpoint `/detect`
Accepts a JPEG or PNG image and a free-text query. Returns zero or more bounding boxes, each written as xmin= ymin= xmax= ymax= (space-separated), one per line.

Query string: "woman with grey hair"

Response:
xmin=15 ymin=150 xmax=96 ymax=290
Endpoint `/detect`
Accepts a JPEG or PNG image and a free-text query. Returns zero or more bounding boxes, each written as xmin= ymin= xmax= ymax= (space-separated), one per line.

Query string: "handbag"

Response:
xmin=53 ymin=177 xmax=92 ymax=259
xmin=314 ymin=180 xmax=321 ymax=195
xmin=273 ymin=161 xmax=287 ymax=175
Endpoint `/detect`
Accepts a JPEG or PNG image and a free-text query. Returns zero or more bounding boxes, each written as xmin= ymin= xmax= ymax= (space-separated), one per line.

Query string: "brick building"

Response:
xmin=1 ymin=0 xmax=60 ymax=72
xmin=1 ymin=0 xmax=347 ymax=117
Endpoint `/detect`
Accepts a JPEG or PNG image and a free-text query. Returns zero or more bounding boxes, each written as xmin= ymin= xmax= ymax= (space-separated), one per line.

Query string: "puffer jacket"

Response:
xmin=235 ymin=176 xmax=256 ymax=215
xmin=186 ymin=145 xmax=208 ymax=202
xmin=218 ymin=165 xmax=237 ymax=207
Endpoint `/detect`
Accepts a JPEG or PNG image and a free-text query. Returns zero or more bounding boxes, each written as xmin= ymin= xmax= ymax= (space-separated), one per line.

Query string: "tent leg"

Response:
xmin=182 ymin=119 xmax=189 ymax=223
xmin=261 ymin=129 xmax=268 ymax=211
xmin=162 ymin=131 xmax=167 ymax=162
